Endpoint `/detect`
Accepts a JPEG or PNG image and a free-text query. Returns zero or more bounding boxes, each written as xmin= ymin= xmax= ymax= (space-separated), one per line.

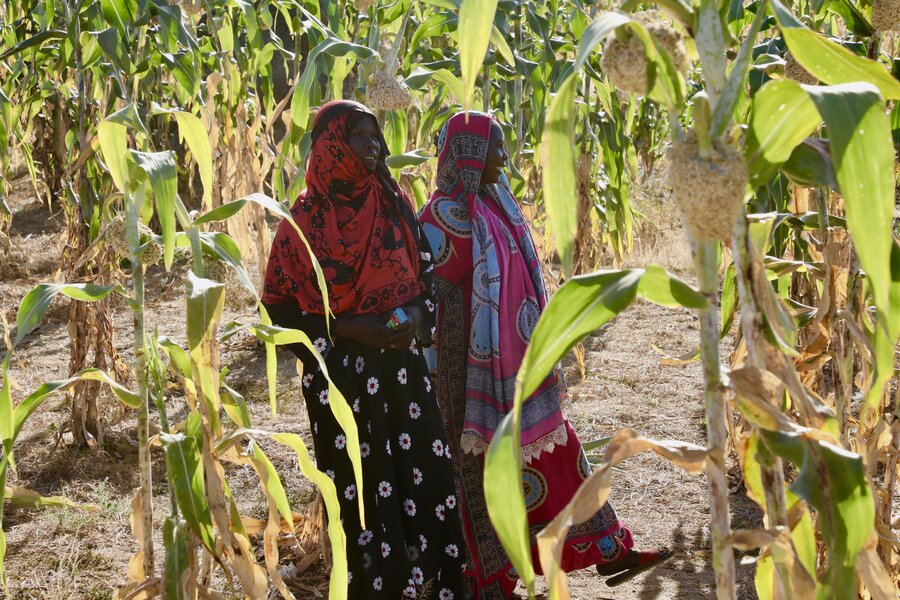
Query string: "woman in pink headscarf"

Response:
xmin=419 ymin=111 xmax=670 ymax=599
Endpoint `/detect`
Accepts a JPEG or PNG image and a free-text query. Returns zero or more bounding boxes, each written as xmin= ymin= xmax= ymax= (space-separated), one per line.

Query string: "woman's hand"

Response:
xmin=334 ymin=314 xmax=416 ymax=349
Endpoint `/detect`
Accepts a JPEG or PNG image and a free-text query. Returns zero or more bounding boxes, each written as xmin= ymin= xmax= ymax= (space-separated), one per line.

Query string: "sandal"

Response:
xmin=596 ymin=548 xmax=674 ymax=586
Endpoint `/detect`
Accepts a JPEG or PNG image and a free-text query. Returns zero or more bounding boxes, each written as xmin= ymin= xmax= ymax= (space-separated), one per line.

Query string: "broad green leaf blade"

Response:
xmin=272 ymin=433 xmax=347 ymax=600
xmin=385 ymin=150 xmax=433 ymax=169
xmin=490 ymin=24 xmax=515 ymax=65
xmin=98 ymin=120 xmax=131 ymax=194
xmin=192 ymin=200 xmax=248 ymax=226
xmin=636 ymin=264 xmax=708 ymax=309
xmin=744 ymin=80 xmax=821 ymax=191
xmin=160 ymin=432 xmax=216 ymax=552
xmin=484 ymin=412 xmax=534 ymax=591
xmin=163 ymin=517 xmax=192 ymax=599
xmin=250 ymin=443 xmax=293 ymax=530
xmin=761 ymin=430 xmax=873 ymax=599
xmin=540 ymin=74 xmax=578 ymax=276
xmin=0 ymin=30 xmax=66 ymax=61
xmin=186 ymin=273 xmax=226 ymax=435
xmin=458 ymin=0 xmax=499 ymax=111
xmin=132 ymin=151 xmax=178 ymax=269
xmin=518 ymin=269 xmax=642 ymax=402
xmin=14 ymin=284 xmax=120 ymax=347
xmin=221 ymin=384 xmax=252 ymax=429
xmin=76 ymin=368 xmax=143 ymax=408
xmin=405 ymin=67 xmax=466 ymax=105
xmin=573 ymin=12 xmax=631 ymax=73
xmin=173 ymin=112 xmax=213 ymax=213
xmin=771 ymin=0 xmax=900 ymax=100
xmin=12 ymin=377 xmax=80 ymax=440
xmin=804 ymin=84 xmax=897 ymax=415
xmin=199 ymin=231 xmax=258 ymax=302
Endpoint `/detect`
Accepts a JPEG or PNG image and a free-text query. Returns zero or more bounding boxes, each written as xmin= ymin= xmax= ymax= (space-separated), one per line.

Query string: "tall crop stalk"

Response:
xmin=694 ymin=239 xmax=736 ymax=599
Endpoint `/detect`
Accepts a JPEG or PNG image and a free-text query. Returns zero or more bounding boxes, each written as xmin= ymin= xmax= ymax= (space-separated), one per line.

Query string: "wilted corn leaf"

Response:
xmin=186 ymin=273 xmax=225 ymax=436
xmin=4 ymin=485 xmax=98 ymax=511
xmin=172 ymin=111 xmax=213 ymax=212
xmin=856 ymin=539 xmax=898 ymax=600
xmin=536 ymin=429 xmax=707 ymax=600
xmin=97 ymin=119 xmax=131 ymax=193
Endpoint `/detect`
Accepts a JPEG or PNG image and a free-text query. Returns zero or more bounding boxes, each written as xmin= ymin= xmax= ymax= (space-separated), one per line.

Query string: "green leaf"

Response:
xmin=458 ymin=0 xmax=500 ymax=111
xmin=95 ymin=27 xmax=131 ymax=73
xmin=761 ymin=430 xmax=872 ymax=599
xmin=744 ymin=79 xmax=821 ymax=191
xmin=272 ymin=433 xmax=348 ymax=600
xmin=405 ymin=67 xmax=466 ymax=104
xmin=573 ymin=12 xmax=631 ymax=73
xmin=0 ymin=30 xmax=66 ymax=61
xmin=98 ymin=120 xmax=131 ymax=194
xmin=250 ymin=443 xmax=293 ymax=531
xmin=192 ymin=200 xmax=248 ymax=226
xmin=540 ymin=74 xmax=578 ymax=276
xmin=490 ymin=24 xmax=515 ymax=66
xmin=131 ymin=151 xmax=177 ymax=269
xmin=100 ymin=0 xmax=136 ymax=36
xmin=14 ymin=284 xmax=122 ymax=347
xmin=160 ymin=432 xmax=216 ymax=552
xmin=782 ymin=138 xmax=837 ymax=189
xmin=637 ymin=264 xmax=709 ymax=309
xmin=76 ymin=368 xmax=143 ymax=409
xmin=221 ymin=383 xmax=252 ymax=429
xmin=198 ymin=231 xmax=258 ymax=302
xmin=384 ymin=149 xmax=434 ymax=169
xmin=173 ymin=112 xmax=213 ymax=213
xmin=186 ymin=273 xmax=226 ymax=435
xmin=249 ymin=324 xmax=365 ymax=529
xmin=162 ymin=517 xmax=192 ymax=599
xmin=771 ymin=0 xmax=900 ymax=100
xmin=803 ymin=84 xmax=898 ymax=418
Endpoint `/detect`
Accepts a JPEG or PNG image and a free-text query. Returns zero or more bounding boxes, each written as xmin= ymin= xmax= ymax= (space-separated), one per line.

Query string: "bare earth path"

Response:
xmin=1 ymin=179 xmax=758 ymax=599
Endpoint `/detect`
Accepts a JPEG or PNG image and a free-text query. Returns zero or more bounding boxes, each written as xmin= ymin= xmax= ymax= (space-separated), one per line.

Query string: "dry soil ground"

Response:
xmin=0 ymin=170 xmax=760 ymax=599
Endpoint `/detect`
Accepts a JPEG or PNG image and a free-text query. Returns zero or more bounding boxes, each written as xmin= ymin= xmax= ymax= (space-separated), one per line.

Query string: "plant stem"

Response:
xmin=731 ymin=214 xmax=792 ymax=599
xmin=695 ymin=239 xmax=735 ymax=600
xmin=126 ymin=185 xmax=154 ymax=577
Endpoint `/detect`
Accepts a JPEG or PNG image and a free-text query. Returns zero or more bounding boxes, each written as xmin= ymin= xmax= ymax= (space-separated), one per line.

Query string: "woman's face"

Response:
xmin=348 ymin=115 xmax=381 ymax=172
xmin=480 ymin=122 xmax=509 ymax=185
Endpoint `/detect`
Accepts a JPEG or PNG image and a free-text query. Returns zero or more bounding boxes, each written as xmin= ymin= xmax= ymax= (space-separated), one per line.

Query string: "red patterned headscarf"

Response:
xmin=262 ymin=100 xmax=424 ymax=315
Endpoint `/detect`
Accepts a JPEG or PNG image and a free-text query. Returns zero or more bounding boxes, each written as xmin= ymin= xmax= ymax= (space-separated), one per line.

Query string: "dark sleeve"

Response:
xmin=261 ymin=301 xmax=330 ymax=371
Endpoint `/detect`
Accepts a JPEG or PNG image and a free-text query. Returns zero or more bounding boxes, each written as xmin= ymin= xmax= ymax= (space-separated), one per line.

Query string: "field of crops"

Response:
xmin=2 ymin=0 xmax=900 ymax=598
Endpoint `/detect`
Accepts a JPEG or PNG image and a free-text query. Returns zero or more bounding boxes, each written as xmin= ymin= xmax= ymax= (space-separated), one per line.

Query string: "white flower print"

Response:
xmin=444 ymin=445 xmax=452 ymax=459
xmin=313 ymin=422 xmax=318 ymax=435
xmin=344 ymin=484 xmax=356 ymax=501
xmin=386 ymin=439 xmax=392 ymax=455
xmin=403 ymin=499 xmax=416 ymax=516
xmin=313 ymin=337 xmax=328 ymax=353
xmin=366 ymin=377 xmax=379 ymax=395
xmin=352 ymin=398 xmax=360 ymax=413
xmin=358 ymin=530 xmax=373 ymax=546
xmin=423 ymin=376 xmax=432 ymax=392
xmin=439 ymin=589 xmax=454 ymax=600
xmin=360 ymin=442 xmax=371 ymax=458
xmin=378 ymin=481 xmax=393 ymax=497
xmin=419 ymin=534 xmax=428 ymax=551
xmin=326 ymin=469 xmax=335 ymax=480
xmin=432 ymin=439 xmax=445 ymax=457
xmin=413 ymin=467 xmax=423 ymax=485
xmin=373 ymin=577 xmax=383 ymax=591
xmin=412 ymin=567 xmax=424 ymax=585
xmin=409 ymin=402 xmax=421 ymax=419
xmin=425 ymin=299 xmax=435 ymax=312
xmin=335 ymin=434 xmax=346 ymax=450
xmin=446 ymin=495 xmax=457 ymax=510
xmin=403 ymin=585 xmax=417 ymax=598
xmin=397 ymin=368 xmax=408 ymax=384
xmin=381 ymin=542 xmax=391 ymax=557
xmin=409 ymin=340 xmax=419 ymax=355
xmin=318 ymin=389 xmax=329 ymax=405
xmin=342 ymin=354 xmax=349 ymax=367
xmin=435 ymin=503 xmax=446 ymax=521
xmin=445 ymin=544 xmax=459 ymax=558
xmin=302 ymin=373 xmax=314 ymax=388
xmin=348 ymin=572 xmax=353 ymax=583
xmin=398 ymin=433 xmax=412 ymax=450
xmin=384 ymin=401 xmax=389 ymax=414
xmin=355 ymin=356 xmax=365 ymax=374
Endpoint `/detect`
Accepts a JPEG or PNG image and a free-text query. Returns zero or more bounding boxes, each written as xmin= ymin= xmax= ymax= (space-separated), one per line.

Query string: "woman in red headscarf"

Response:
xmin=262 ymin=101 xmax=465 ymax=600
xmin=419 ymin=112 xmax=671 ymax=599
